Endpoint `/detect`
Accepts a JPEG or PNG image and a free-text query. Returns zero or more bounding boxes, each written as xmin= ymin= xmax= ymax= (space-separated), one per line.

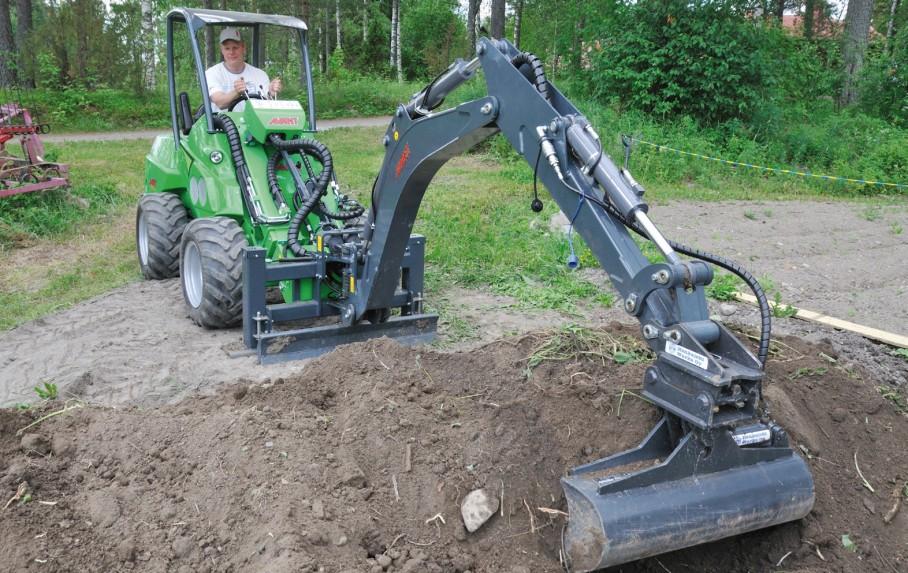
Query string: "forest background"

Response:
xmin=0 ymin=0 xmax=907 ymax=192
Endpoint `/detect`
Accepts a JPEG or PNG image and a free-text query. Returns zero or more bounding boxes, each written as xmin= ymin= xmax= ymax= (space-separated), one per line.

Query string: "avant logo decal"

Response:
xmin=268 ymin=117 xmax=299 ymax=126
xmin=395 ymin=143 xmax=411 ymax=178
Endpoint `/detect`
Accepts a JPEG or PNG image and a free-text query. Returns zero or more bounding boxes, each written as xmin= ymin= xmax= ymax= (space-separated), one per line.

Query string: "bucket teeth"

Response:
xmin=561 ymin=418 xmax=815 ymax=571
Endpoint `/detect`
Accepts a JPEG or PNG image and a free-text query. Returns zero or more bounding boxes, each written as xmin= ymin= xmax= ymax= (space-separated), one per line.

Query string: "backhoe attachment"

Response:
xmin=351 ymin=37 xmax=814 ymax=570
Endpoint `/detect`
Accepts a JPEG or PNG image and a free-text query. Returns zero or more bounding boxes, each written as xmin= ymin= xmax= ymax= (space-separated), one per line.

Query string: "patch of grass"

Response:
xmin=707 ymin=272 xmax=742 ymax=301
xmin=878 ymin=385 xmax=906 ymax=414
xmin=34 ymin=381 xmax=58 ymax=400
xmin=744 ymin=210 xmax=757 ymax=220
xmin=771 ymin=291 xmax=798 ymax=318
xmin=860 ymin=205 xmax=883 ymax=221
xmin=890 ymin=222 xmax=903 ymax=235
xmin=788 ymin=366 xmax=828 ymax=380
xmin=526 ymin=324 xmax=653 ymax=370
xmin=891 ymin=348 xmax=908 ymax=360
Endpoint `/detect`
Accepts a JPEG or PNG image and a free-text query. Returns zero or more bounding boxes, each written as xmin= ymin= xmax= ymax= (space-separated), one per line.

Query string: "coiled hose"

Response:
xmin=267 ymin=134 xmax=334 ymax=257
xmin=511 ymin=52 xmax=550 ymax=102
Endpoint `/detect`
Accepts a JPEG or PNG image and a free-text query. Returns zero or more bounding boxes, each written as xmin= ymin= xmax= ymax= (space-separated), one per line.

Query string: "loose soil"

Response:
xmin=2 ymin=197 xmax=908 ymax=571
xmin=1 ymin=330 xmax=906 ymax=572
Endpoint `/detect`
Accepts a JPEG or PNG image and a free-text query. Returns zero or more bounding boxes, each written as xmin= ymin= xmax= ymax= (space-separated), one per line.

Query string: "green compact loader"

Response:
xmin=137 ymin=8 xmax=435 ymax=361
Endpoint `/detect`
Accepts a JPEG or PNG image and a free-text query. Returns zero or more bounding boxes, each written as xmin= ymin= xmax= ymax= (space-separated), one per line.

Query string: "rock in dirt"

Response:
xmin=719 ymin=303 xmax=738 ymax=316
xmin=461 ymin=488 xmax=499 ymax=533
xmin=19 ymin=433 xmax=51 ymax=456
xmin=116 ymin=539 xmax=137 ymax=562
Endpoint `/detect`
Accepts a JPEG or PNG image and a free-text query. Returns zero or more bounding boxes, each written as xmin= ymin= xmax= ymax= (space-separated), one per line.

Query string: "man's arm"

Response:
xmin=210 ymin=77 xmax=248 ymax=109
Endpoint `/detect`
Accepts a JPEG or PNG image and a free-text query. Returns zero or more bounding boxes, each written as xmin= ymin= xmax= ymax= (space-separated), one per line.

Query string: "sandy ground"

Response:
xmin=2 ymin=199 xmax=906 ymax=409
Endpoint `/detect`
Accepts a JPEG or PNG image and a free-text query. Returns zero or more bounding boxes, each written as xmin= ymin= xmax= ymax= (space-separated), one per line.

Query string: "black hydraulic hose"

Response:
xmin=511 ymin=52 xmax=550 ymax=102
xmin=266 ymin=151 xmax=290 ymax=210
xmin=593 ymin=197 xmax=772 ymax=367
xmin=212 ymin=114 xmax=257 ymax=220
xmin=267 ymin=134 xmax=334 ymax=257
xmin=316 ymin=201 xmax=365 ymax=221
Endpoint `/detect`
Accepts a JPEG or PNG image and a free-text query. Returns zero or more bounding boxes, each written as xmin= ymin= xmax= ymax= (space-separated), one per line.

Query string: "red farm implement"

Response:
xmin=0 ymin=101 xmax=70 ymax=199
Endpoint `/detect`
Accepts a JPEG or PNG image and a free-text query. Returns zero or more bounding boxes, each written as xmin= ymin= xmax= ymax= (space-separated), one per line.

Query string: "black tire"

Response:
xmin=179 ymin=217 xmax=247 ymax=329
xmin=136 ymin=193 xmax=189 ymax=279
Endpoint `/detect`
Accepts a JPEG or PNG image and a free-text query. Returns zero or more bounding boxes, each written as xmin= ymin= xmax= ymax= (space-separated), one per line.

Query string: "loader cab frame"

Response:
xmin=164 ymin=7 xmax=317 ymax=147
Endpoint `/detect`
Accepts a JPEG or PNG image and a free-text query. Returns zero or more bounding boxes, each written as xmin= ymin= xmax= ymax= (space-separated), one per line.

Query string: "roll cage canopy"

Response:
xmin=165 ymin=7 xmax=317 ymax=143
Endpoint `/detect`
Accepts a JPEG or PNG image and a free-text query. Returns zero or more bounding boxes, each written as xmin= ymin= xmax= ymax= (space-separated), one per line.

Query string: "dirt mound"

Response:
xmin=1 ymin=326 xmax=906 ymax=572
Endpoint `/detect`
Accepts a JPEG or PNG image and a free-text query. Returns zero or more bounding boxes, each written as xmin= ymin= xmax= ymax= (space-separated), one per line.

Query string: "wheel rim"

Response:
xmin=183 ymin=241 xmax=204 ymax=308
xmin=137 ymin=211 xmax=149 ymax=266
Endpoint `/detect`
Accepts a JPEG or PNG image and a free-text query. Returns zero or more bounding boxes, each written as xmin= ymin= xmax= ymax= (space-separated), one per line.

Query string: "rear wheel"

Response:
xmin=180 ymin=217 xmax=247 ymax=328
xmin=136 ymin=193 xmax=188 ymax=279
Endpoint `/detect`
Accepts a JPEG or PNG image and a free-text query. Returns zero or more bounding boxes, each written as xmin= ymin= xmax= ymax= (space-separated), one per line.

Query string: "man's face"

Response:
xmin=220 ymin=40 xmax=245 ymax=67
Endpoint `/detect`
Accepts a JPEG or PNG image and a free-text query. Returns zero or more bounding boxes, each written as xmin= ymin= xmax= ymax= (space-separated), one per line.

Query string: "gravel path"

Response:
xmin=43 ymin=115 xmax=392 ymax=143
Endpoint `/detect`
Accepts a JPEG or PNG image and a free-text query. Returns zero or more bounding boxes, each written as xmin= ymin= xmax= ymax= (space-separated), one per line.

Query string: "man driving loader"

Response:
xmin=206 ymin=27 xmax=282 ymax=111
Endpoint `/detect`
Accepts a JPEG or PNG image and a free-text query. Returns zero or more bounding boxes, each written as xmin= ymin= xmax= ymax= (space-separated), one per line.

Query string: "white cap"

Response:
xmin=219 ymin=27 xmax=243 ymax=44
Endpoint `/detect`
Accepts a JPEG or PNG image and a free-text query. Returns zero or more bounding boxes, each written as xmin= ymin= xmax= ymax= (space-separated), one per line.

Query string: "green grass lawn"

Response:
xmin=0 ymin=125 xmax=900 ymax=331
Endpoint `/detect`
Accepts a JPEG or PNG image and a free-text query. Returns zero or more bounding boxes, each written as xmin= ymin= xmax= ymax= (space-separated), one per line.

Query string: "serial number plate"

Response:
xmin=665 ymin=340 xmax=709 ymax=370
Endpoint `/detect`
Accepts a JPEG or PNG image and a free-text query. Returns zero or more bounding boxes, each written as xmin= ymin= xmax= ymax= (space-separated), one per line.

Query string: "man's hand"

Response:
xmin=232 ymin=77 xmax=247 ymax=94
xmin=269 ymin=77 xmax=282 ymax=98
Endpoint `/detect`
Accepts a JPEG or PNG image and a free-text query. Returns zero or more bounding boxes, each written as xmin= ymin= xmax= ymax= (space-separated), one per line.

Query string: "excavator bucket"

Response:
xmin=561 ymin=418 xmax=814 ymax=572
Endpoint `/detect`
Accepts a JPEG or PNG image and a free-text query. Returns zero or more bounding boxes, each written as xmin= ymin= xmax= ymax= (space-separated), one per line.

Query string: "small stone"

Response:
xmin=51 ymin=435 xmax=75 ymax=457
xmin=453 ymin=526 xmax=467 ymax=542
xmin=265 ymin=441 xmax=274 ymax=448
xmin=20 ymin=433 xmax=51 ymax=456
xmin=376 ymin=554 xmax=392 ymax=569
xmin=461 ymin=488 xmax=500 ymax=533
xmin=117 ymin=540 xmax=137 ymax=562
xmin=312 ymin=499 xmax=326 ymax=519
xmin=233 ymin=386 xmax=248 ymax=401
xmin=582 ymin=445 xmax=593 ymax=456
xmin=719 ymin=303 xmax=738 ymax=316
xmin=337 ymin=467 xmax=367 ymax=489
xmin=862 ymin=497 xmax=876 ymax=514
xmin=172 ymin=536 xmax=194 ymax=558
xmin=830 ymin=408 xmax=848 ymax=423
xmin=334 ymin=534 xmax=348 ymax=546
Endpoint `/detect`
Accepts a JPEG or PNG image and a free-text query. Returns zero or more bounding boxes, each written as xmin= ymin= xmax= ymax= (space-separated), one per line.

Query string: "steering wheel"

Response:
xmin=226 ymin=92 xmax=264 ymax=112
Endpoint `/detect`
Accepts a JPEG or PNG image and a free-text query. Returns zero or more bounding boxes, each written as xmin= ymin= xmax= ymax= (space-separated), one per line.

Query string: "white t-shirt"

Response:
xmin=205 ymin=62 xmax=270 ymax=112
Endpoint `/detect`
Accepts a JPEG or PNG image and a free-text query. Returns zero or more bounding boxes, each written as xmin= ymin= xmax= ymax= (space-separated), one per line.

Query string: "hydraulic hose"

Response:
xmin=511 ymin=52 xmax=550 ymax=102
xmin=212 ymin=113 xmax=258 ymax=220
xmin=596 ymin=197 xmax=772 ymax=367
xmin=267 ymin=134 xmax=334 ymax=257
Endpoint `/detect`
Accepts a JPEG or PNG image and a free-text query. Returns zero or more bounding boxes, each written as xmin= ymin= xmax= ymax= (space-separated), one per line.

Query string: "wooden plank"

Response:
xmin=733 ymin=292 xmax=908 ymax=349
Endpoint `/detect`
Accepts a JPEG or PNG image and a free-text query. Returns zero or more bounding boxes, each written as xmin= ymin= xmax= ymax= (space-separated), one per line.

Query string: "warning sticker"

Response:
xmin=665 ymin=340 xmax=709 ymax=370
xmin=733 ymin=429 xmax=771 ymax=446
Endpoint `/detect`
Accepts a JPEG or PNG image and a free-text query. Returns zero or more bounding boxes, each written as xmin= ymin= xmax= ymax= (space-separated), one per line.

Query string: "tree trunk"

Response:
xmin=840 ymin=0 xmax=874 ymax=106
xmin=362 ymin=0 xmax=368 ymax=44
xmin=15 ymin=0 xmax=31 ymax=87
xmin=0 ymin=0 xmax=16 ymax=87
xmin=886 ymin=0 xmax=900 ymax=49
xmin=513 ymin=0 xmax=523 ymax=49
xmin=141 ymin=0 xmax=155 ymax=91
xmin=299 ymin=0 xmax=310 ymax=86
xmin=394 ymin=0 xmax=401 ymax=82
xmin=467 ymin=0 xmax=480 ymax=55
xmin=804 ymin=0 xmax=815 ymax=39
xmin=203 ymin=0 xmax=215 ymax=66
xmin=335 ymin=0 xmax=342 ymax=51
xmin=491 ymin=0 xmax=505 ymax=39
xmin=390 ymin=0 xmax=397 ymax=71
xmin=774 ymin=0 xmax=785 ymax=23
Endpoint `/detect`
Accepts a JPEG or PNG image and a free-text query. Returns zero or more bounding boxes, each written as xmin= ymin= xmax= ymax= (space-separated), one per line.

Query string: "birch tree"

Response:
xmin=141 ymin=0 xmax=155 ymax=91
xmin=467 ymin=0 xmax=480 ymax=54
xmin=15 ymin=0 xmax=32 ymax=86
xmin=335 ymin=0 xmax=342 ymax=51
xmin=513 ymin=0 xmax=523 ymax=49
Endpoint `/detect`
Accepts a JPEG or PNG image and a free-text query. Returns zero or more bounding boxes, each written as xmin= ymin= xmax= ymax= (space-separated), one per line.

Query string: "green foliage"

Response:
xmin=706 ymin=273 xmax=741 ymax=302
xmin=860 ymin=30 xmax=908 ymax=128
xmin=585 ymin=0 xmax=767 ymax=123
xmin=401 ymin=0 xmax=469 ymax=80
xmin=34 ymin=381 xmax=59 ymax=401
xmin=772 ymin=291 xmax=798 ymax=318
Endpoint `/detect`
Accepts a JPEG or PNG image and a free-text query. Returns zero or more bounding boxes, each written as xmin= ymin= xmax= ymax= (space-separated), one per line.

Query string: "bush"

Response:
xmin=585 ymin=0 xmax=768 ymax=124
xmin=860 ymin=30 xmax=908 ymax=127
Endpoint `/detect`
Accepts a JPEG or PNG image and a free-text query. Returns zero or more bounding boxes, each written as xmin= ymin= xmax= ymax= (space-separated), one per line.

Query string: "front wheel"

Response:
xmin=136 ymin=193 xmax=189 ymax=279
xmin=180 ymin=217 xmax=247 ymax=328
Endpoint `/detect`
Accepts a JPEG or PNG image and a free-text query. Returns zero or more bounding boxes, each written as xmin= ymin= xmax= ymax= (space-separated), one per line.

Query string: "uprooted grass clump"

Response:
xmin=524 ymin=323 xmax=654 ymax=370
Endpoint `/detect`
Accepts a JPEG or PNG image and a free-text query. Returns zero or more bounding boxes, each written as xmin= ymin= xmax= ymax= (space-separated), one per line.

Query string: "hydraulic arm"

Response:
xmin=340 ymin=38 xmax=814 ymax=571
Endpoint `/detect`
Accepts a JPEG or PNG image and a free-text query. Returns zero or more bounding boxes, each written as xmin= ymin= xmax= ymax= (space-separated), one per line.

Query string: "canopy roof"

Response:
xmin=167 ymin=8 xmax=307 ymax=32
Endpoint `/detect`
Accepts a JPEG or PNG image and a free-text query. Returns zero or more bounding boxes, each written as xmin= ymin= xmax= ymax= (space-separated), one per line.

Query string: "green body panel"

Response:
xmin=143 ymin=105 xmax=344 ymax=304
